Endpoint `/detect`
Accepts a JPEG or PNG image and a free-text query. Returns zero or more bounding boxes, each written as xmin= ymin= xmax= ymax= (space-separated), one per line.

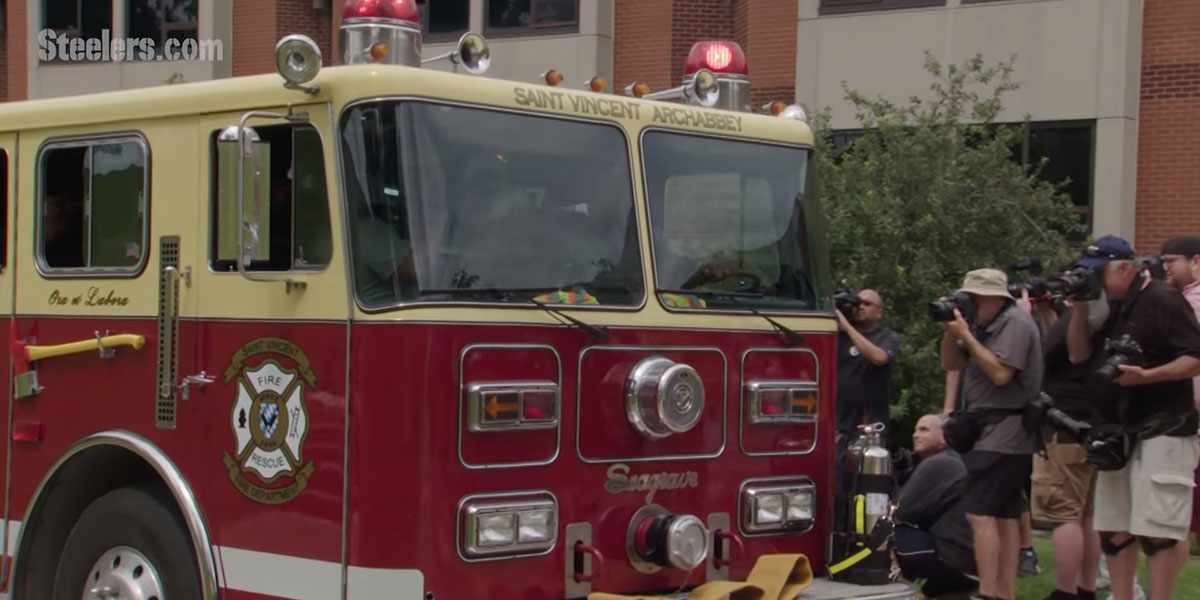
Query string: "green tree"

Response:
xmin=810 ymin=53 xmax=1085 ymax=433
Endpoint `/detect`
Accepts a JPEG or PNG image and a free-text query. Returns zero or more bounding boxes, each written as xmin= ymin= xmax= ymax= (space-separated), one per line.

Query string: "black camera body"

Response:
xmin=1007 ymin=257 xmax=1049 ymax=299
xmin=1095 ymin=334 xmax=1144 ymax=383
xmin=929 ymin=291 xmax=976 ymax=323
xmin=834 ymin=288 xmax=862 ymax=319
xmin=1046 ymin=265 xmax=1102 ymax=302
xmin=1142 ymin=255 xmax=1166 ymax=281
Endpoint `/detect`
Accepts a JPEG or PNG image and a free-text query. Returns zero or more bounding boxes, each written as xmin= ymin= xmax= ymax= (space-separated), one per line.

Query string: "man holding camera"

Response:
xmin=939 ymin=268 xmax=1042 ymax=600
xmin=836 ymin=288 xmax=902 ymax=442
xmin=1066 ymin=234 xmax=1200 ymax=600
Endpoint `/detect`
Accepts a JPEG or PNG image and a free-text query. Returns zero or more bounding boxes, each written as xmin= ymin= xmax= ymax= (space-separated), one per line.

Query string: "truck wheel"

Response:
xmin=52 ymin=486 xmax=201 ymax=600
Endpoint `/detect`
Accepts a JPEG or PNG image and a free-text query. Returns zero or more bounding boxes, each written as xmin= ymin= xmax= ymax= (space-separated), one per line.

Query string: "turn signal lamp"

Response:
xmin=369 ymin=42 xmax=390 ymax=61
xmin=587 ymin=76 xmax=608 ymax=93
xmin=343 ymin=0 xmax=418 ymax=22
xmin=543 ymin=70 xmax=564 ymax=86
xmin=746 ymin=382 xmax=818 ymax=424
xmin=626 ymin=82 xmax=650 ymax=98
xmin=684 ymin=41 xmax=748 ymax=76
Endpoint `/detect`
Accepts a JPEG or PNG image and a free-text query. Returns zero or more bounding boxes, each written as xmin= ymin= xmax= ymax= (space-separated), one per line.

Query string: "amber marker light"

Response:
xmin=369 ymin=43 xmax=390 ymax=61
xmin=587 ymin=76 xmax=608 ymax=92
xmin=626 ymin=82 xmax=650 ymax=98
xmin=542 ymin=70 xmax=564 ymax=86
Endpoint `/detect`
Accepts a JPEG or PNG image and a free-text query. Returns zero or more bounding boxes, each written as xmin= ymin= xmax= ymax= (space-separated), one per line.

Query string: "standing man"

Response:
xmin=1067 ymin=235 xmax=1200 ymax=600
xmin=940 ymin=268 xmax=1042 ymax=600
xmin=836 ymin=288 xmax=902 ymax=443
xmin=1159 ymin=235 xmax=1200 ymax=556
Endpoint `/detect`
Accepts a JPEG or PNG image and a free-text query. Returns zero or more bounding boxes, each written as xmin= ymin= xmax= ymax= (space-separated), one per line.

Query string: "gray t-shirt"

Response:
xmin=963 ymin=304 xmax=1042 ymax=454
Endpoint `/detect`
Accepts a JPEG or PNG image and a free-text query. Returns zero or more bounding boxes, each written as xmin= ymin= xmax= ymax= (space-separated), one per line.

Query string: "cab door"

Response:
xmin=189 ymin=103 xmax=349 ymax=597
xmin=0 ymin=135 xmax=15 ymax=588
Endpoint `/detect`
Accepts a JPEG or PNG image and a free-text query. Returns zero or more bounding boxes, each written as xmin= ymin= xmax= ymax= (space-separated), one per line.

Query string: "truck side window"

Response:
xmin=38 ymin=137 xmax=148 ymax=274
xmin=209 ymin=122 xmax=333 ymax=272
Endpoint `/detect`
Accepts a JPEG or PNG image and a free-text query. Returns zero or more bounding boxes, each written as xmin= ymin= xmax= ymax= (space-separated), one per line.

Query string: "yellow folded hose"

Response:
xmin=587 ymin=553 xmax=813 ymax=600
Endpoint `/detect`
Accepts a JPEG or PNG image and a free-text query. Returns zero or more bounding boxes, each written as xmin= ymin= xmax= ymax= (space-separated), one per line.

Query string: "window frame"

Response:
xmin=484 ymin=0 xmax=581 ymax=38
xmin=638 ymin=126 xmax=827 ymax=317
xmin=417 ymin=0 xmax=471 ymax=43
xmin=41 ymin=0 xmax=115 ymax=63
xmin=206 ymin=121 xmax=336 ymax=275
xmin=126 ymin=0 xmax=200 ymax=59
xmin=818 ymin=0 xmax=945 ymax=16
xmin=336 ymin=95 xmax=645 ymax=313
xmin=35 ymin=132 xmax=152 ymax=278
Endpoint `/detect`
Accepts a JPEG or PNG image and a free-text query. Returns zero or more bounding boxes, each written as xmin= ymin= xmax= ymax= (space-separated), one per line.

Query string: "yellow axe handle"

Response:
xmin=26 ymin=334 xmax=146 ymax=362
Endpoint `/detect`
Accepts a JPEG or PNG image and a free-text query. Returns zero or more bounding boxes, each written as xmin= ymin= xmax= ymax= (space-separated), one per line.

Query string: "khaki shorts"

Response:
xmin=1032 ymin=436 xmax=1096 ymax=523
xmin=1094 ymin=434 xmax=1200 ymax=540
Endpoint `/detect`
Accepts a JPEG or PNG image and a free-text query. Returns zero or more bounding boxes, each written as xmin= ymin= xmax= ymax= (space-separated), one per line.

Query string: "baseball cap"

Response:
xmin=957 ymin=268 xmax=1012 ymax=298
xmin=1161 ymin=235 xmax=1200 ymax=257
xmin=1074 ymin=235 xmax=1135 ymax=269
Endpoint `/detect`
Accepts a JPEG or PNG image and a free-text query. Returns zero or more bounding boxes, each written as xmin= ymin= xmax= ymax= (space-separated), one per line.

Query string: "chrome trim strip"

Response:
xmin=456 ymin=343 xmax=562 ymax=469
xmin=335 ymin=95 xmax=648 ymax=314
xmin=736 ymin=474 xmax=816 ymax=539
xmin=334 ymin=92 xmax=355 ymax=600
xmin=454 ymin=489 xmax=558 ymax=563
xmin=11 ymin=430 xmax=218 ymax=599
xmin=739 ymin=347 xmax=821 ymax=457
xmin=575 ymin=345 xmax=726 ymax=464
xmin=2 ymin=137 xmax=15 ymax=587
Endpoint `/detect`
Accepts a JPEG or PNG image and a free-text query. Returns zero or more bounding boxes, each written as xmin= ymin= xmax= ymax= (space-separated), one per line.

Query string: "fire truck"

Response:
xmin=0 ymin=0 xmax=919 ymax=598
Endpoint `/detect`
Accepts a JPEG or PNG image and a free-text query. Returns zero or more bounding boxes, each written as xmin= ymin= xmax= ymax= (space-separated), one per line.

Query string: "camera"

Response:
xmin=834 ymin=288 xmax=862 ymax=320
xmin=1024 ymin=392 xmax=1092 ymax=440
xmin=1007 ymin=257 xmax=1050 ymax=300
xmin=928 ymin=291 xmax=976 ymax=323
xmin=1046 ymin=265 xmax=1102 ymax=301
xmin=1141 ymin=255 xmax=1166 ymax=281
xmin=1095 ymin=334 xmax=1144 ymax=383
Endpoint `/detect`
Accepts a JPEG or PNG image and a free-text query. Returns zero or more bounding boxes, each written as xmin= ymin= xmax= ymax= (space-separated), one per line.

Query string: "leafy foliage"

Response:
xmin=809 ymin=53 xmax=1084 ymax=429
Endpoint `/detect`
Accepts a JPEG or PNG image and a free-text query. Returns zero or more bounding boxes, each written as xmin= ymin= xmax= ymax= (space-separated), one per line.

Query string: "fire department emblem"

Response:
xmin=220 ymin=337 xmax=317 ymax=505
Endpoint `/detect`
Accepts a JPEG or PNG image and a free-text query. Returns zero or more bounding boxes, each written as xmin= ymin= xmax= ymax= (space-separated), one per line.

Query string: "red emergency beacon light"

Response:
xmin=682 ymin=41 xmax=750 ymax=112
xmin=339 ymin=0 xmax=491 ymax=75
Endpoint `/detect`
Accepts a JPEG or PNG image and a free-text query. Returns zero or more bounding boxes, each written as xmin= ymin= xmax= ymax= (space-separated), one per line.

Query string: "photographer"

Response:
xmin=1066 ymin=234 xmax=1200 ymax=600
xmin=836 ymin=288 xmax=902 ymax=443
xmin=938 ymin=268 xmax=1042 ymax=600
xmin=1029 ymin=289 xmax=1108 ymax=600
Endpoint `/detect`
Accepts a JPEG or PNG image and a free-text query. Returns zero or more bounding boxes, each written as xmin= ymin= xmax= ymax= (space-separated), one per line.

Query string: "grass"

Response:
xmin=1015 ymin=534 xmax=1200 ymax=600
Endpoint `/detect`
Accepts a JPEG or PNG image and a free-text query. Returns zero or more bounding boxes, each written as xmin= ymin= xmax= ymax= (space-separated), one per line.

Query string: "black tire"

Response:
xmin=51 ymin=485 xmax=202 ymax=600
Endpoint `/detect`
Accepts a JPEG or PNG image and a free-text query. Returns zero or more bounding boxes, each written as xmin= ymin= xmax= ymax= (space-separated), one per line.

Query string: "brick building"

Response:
xmin=0 ymin=0 xmax=1195 ymax=249
xmin=1134 ymin=0 xmax=1200 ymax=253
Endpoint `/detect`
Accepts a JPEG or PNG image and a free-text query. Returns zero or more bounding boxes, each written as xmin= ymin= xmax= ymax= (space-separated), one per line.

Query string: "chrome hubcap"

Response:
xmin=82 ymin=546 xmax=163 ymax=600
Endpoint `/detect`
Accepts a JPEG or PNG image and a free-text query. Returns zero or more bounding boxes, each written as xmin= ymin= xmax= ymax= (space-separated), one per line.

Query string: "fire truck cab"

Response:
xmin=0 ymin=0 xmax=919 ymax=598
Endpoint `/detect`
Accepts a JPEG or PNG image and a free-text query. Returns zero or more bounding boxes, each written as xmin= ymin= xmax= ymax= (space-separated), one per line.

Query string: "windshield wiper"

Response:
xmin=531 ymin=300 xmax=610 ymax=342
xmin=655 ymin=288 xmax=804 ymax=347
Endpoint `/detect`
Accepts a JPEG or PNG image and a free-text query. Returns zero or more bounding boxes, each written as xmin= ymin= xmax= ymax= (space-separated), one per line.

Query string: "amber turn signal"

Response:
xmin=628 ymin=82 xmax=650 ymax=98
xmin=587 ymin=76 xmax=608 ymax=92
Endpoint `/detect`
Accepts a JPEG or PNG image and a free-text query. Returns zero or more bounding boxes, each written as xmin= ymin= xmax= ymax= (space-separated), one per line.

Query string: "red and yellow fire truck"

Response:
xmin=0 ymin=1 xmax=918 ymax=598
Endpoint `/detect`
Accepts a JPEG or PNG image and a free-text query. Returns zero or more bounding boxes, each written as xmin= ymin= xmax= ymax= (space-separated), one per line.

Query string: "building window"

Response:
xmin=819 ymin=0 xmax=945 ymax=15
xmin=38 ymin=137 xmax=149 ymax=274
xmin=417 ymin=0 xmax=469 ymax=38
xmin=128 ymin=0 xmax=198 ymax=58
xmin=1018 ymin=121 xmax=1095 ymax=239
xmin=42 ymin=0 xmax=113 ymax=61
xmin=486 ymin=0 xmax=579 ymax=36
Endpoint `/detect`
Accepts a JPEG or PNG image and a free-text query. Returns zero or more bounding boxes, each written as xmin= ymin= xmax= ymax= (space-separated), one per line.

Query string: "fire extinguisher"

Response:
xmin=827 ymin=422 xmax=895 ymax=584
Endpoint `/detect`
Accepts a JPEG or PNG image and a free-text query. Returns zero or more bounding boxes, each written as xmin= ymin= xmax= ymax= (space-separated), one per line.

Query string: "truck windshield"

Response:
xmin=339 ymin=101 xmax=644 ymax=309
xmin=642 ymin=131 xmax=827 ymax=311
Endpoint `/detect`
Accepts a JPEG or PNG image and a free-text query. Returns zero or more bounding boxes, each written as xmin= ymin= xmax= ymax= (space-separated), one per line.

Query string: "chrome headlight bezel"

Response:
xmin=458 ymin=492 xmax=558 ymax=560
xmin=739 ymin=477 xmax=816 ymax=536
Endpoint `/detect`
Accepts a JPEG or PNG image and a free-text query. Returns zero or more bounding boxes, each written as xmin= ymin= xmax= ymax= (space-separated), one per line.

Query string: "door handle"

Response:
xmin=179 ymin=371 xmax=215 ymax=400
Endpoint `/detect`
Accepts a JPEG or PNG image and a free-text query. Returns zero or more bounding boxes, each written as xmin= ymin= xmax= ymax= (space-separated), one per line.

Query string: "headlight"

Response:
xmin=741 ymin=479 xmax=815 ymax=535
xmin=461 ymin=495 xmax=558 ymax=559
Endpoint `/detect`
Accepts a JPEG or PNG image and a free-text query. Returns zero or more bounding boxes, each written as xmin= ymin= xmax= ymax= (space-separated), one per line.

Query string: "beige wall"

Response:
xmin=796 ymin=0 xmax=1143 ymax=240
xmin=26 ymin=0 xmax=233 ymax=99
xmin=423 ymin=0 xmax=614 ymax=87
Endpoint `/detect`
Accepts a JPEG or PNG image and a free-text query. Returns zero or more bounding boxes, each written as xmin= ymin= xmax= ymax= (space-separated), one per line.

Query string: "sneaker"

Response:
xmin=1018 ymin=547 xmax=1042 ymax=577
xmin=1096 ymin=554 xmax=1112 ymax=590
xmin=1101 ymin=583 xmax=1147 ymax=600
